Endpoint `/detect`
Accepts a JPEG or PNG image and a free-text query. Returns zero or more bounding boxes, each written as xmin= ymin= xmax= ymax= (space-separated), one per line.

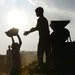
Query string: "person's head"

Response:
xmin=8 ymin=45 xmax=10 ymax=49
xmin=35 ymin=7 xmax=44 ymax=17
xmin=11 ymin=42 xmax=19 ymax=49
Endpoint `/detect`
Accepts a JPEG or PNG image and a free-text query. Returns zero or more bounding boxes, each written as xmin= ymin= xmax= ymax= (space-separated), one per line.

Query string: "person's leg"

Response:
xmin=45 ymin=48 xmax=51 ymax=74
xmin=37 ymin=49 xmax=44 ymax=67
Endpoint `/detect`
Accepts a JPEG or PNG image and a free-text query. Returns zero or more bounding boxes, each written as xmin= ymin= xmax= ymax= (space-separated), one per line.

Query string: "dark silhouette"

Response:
xmin=10 ymin=34 xmax=22 ymax=75
xmin=24 ymin=7 xmax=51 ymax=70
xmin=6 ymin=45 xmax=12 ymax=73
xmin=50 ymin=20 xmax=70 ymax=74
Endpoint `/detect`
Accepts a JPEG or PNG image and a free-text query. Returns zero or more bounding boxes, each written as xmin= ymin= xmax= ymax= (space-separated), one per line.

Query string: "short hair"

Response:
xmin=8 ymin=45 xmax=10 ymax=48
xmin=12 ymin=43 xmax=19 ymax=49
xmin=35 ymin=7 xmax=44 ymax=14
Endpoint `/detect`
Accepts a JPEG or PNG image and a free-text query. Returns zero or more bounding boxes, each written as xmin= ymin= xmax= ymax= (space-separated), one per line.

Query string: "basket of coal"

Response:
xmin=5 ymin=28 xmax=19 ymax=37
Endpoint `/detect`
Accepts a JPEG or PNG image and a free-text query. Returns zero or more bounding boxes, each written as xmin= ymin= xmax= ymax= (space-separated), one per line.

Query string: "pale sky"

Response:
xmin=0 ymin=0 xmax=75 ymax=54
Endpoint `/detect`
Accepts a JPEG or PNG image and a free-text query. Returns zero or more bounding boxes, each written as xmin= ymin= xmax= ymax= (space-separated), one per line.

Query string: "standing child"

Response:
xmin=10 ymin=33 xmax=22 ymax=75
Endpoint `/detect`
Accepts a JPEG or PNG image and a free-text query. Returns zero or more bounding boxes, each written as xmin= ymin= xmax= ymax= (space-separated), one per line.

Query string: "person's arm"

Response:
xmin=23 ymin=19 xmax=39 ymax=36
xmin=17 ymin=34 xmax=22 ymax=47
xmin=23 ymin=26 xmax=38 ymax=36
xmin=11 ymin=36 xmax=15 ymax=44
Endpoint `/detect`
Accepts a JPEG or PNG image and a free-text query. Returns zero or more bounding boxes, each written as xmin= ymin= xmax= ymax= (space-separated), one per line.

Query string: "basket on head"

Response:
xmin=5 ymin=28 xmax=18 ymax=37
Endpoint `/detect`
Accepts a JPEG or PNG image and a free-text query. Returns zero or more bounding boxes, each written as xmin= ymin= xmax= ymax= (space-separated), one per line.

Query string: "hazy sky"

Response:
xmin=0 ymin=0 xmax=75 ymax=54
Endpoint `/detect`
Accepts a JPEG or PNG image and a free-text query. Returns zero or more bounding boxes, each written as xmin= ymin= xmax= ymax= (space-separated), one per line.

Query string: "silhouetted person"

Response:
xmin=24 ymin=7 xmax=51 ymax=69
xmin=10 ymin=34 xmax=22 ymax=75
xmin=50 ymin=21 xmax=70 ymax=74
xmin=6 ymin=45 xmax=12 ymax=73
